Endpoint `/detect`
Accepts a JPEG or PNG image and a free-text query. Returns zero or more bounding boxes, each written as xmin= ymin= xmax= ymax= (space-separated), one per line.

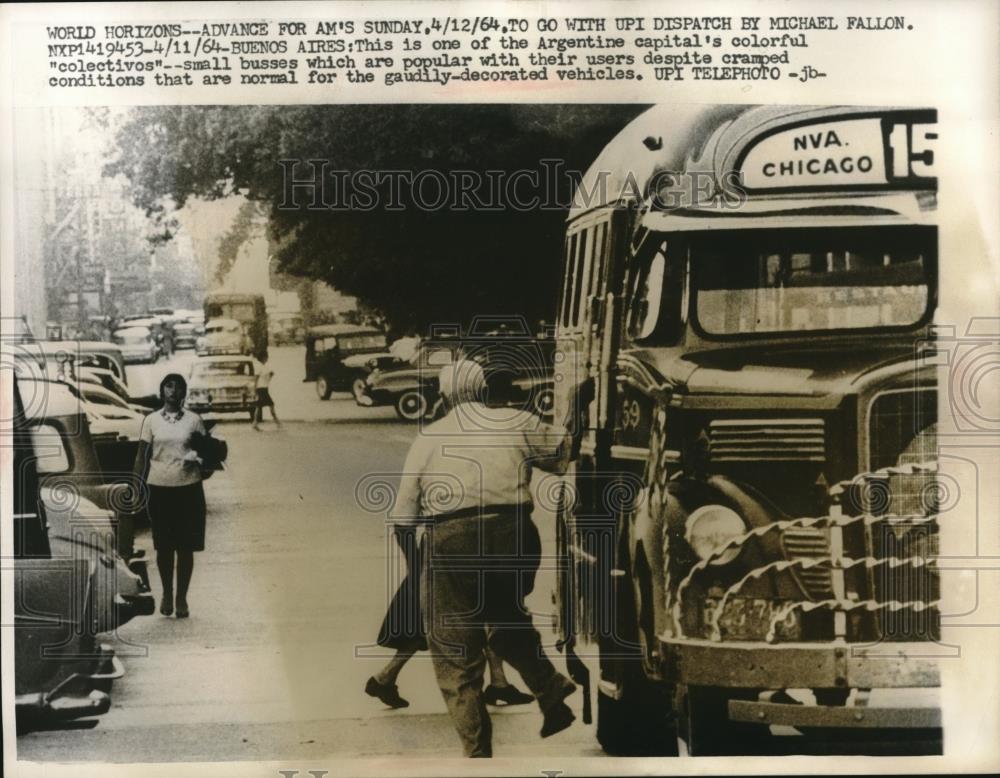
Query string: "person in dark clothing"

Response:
xmin=366 ymin=525 xmax=535 ymax=709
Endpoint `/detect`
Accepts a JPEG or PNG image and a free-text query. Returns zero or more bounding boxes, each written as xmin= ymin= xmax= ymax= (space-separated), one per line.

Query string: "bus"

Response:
xmin=203 ymin=293 xmax=268 ymax=362
xmin=553 ymin=105 xmax=941 ymax=756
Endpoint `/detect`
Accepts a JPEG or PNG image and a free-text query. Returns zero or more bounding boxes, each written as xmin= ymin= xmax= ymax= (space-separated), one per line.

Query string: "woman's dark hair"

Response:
xmin=159 ymin=373 xmax=188 ymax=400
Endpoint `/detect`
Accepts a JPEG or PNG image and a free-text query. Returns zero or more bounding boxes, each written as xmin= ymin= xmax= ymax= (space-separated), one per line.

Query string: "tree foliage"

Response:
xmin=105 ymin=105 xmax=646 ymax=330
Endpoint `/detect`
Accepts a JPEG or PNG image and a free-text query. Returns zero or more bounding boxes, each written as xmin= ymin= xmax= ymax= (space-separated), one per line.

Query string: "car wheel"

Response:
xmin=395 ymin=390 xmax=428 ymax=421
xmin=595 ymin=534 xmax=678 ymax=756
xmin=316 ymin=376 xmax=332 ymax=400
xmin=351 ymin=377 xmax=368 ymax=403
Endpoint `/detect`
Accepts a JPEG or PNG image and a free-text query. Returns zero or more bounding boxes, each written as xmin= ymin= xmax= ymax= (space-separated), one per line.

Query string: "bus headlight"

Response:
xmin=685 ymin=504 xmax=745 ymax=565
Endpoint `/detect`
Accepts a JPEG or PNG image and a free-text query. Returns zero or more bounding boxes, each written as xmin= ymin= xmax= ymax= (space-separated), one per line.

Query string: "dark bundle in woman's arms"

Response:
xmin=189 ymin=431 xmax=228 ymax=477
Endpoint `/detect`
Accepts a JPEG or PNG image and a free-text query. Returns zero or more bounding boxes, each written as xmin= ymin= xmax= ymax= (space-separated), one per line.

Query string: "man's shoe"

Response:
xmin=365 ymin=677 xmax=410 ymax=709
xmin=483 ymin=684 xmax=535 ymax=706
xmin=540 ymin=702 xmax=575 ymax=738
xmin=547 ymin=675 xmax=577 ymax=706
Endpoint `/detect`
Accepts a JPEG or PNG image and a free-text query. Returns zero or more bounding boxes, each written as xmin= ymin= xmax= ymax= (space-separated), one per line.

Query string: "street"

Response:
xmin=17 ymin=345 xmax=604 ymax=761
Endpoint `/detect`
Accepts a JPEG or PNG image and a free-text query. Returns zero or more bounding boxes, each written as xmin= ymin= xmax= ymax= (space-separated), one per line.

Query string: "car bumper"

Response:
xmin=187 ymin=400 xmax=254 ymax=413
xmin=120 ymin=350 xmax=154 ymax=363
xmin=357 ymin=387 xmax=392 ymax=407
xmin=116 ymin=591 xmax=155 ymax=624
xmin=15 ymin=642 xmax=123 ymax=728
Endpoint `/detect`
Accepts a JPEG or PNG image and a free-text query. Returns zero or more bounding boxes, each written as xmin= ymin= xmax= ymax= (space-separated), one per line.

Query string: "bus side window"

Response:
xmin=589 ymin=221 xmax=608 ymax=297
xmin=559 ymin=233 xmax=579 ymax=329
xmin=570 ymin=227 xmax=593 ymax=329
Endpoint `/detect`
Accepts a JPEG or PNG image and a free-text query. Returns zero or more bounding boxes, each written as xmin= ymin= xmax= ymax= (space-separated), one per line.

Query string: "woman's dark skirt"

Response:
xmin=377 ymin=530 xmax=427 ymax=651
xmin=147 ymin=481 xmax=207 ymax=552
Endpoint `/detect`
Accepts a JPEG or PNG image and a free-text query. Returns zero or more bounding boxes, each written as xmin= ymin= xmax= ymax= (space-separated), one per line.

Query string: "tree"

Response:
xmin=105 ymin=105 xmax=647 ymax=330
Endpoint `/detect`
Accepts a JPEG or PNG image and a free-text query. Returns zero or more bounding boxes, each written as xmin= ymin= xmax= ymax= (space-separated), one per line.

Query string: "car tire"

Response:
xmin=395 ymin=390 xmax=428 ymax=421
xmin=677 ymin=685 xmax=765 ymax=756
xmin=595 ymin=548 xmax=678 ymax=757
xmin=351 ymin=376 xmax=368 ymax=403
xmin=316 ymin=376 xmax=332 ymax=400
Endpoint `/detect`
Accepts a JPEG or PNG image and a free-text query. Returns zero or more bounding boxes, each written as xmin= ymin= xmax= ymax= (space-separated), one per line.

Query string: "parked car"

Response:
xmin=304 ymin=324 xmax=389 ymax=400
xmin=269 ymin=312 xmax=305 ymax=346
xmin=172 ymin=321 xmax=199 ymax=349
xmin=113 ymin=326 xmax=159 ymax=364
xmin=40 ymin=485 xmax=152 ymax=633
xmin=14 ymin=377 xmax=153 ymax=731
xmin=13 ymin=378 xmax=111 ymax=729
xmin=14 ymin=340 xmax=128 ymax=387
xmin=186 ymin=355 xmax=259 ymax=420
xmin=18 ymin=378 xmax=147 ymax=554
xmin=69 ymin=378 xmax=142 ymax=415
xmin=196 ymin=318 xmax=247 ymax=357
xmin=78 ymin=365 xmax=133 ymax=405
xmin=57 ymin=380 xmax=146 ymax=473
xmin=120 ymin=315 xmax=172 ymax=357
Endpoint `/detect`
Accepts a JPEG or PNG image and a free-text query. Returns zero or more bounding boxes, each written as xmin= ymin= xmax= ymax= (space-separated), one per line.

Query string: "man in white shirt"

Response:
xmin=391 ymin=360 xmax=585 ymax=757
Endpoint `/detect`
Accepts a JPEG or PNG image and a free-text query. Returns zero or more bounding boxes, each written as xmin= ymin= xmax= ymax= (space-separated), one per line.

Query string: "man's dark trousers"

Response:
xmin=422 ymin=510 xmax=570 ymax=757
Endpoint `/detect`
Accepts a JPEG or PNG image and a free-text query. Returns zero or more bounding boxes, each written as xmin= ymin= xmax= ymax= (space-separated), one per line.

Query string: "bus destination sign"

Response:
xmin=738 ymin=113 xmax=937 ymax=192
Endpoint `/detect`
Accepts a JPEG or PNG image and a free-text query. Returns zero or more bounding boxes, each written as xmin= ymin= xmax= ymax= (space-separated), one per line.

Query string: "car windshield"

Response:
xmin=193 ymin=361 xmax=253 ymax=377
xmin=692 ymin=226 xmax=933 ymax=335
xmin=207 ymin=324 xmax=238 ymax=334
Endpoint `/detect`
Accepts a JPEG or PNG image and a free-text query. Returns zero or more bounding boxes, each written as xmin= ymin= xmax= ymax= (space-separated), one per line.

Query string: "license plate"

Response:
xmin=706 ymin=596 xmax=802 ymax=642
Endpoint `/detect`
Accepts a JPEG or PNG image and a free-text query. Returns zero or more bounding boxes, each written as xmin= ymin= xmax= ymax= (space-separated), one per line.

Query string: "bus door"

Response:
xmin=555 ymin=208 xmax=626 ymax=654
xmin=555 ymin=209 xmax=620 ymax=447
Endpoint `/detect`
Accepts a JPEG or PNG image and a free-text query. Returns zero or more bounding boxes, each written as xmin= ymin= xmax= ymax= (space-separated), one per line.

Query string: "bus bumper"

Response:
xmin=664 ymin=637 xmax=940 ymax=689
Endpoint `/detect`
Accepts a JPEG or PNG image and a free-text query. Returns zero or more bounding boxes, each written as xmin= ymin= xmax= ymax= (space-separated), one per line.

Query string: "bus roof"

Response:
xmin=569 ymin=104 xmax=750 ymax=219
xmin=569 ymin=104 xmax=934 ymax=220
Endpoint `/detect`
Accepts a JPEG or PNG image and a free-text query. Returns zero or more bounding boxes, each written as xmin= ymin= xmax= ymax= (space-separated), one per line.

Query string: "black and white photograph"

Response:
xmin=1 ymin=2 xmax=997 ymax=777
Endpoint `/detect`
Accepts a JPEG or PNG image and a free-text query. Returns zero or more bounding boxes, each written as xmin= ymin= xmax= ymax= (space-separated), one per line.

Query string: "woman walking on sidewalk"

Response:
xmin=132 ymin=373 xmax=209 ymax=619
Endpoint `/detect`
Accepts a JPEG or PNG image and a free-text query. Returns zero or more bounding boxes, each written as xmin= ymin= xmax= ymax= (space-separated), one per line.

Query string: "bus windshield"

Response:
xmin=691 ymin=226 xmax=934 ymax=335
